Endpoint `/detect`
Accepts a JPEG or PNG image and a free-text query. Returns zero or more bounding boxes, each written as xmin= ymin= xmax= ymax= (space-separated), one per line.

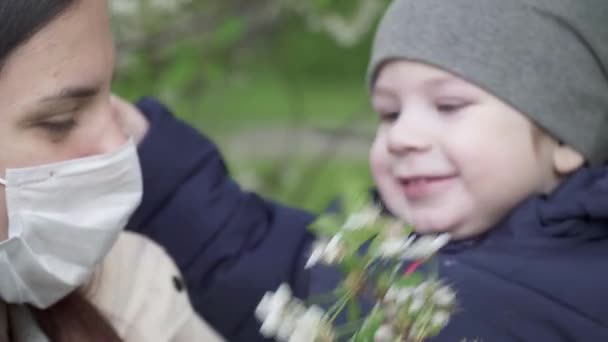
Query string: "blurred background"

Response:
xmin=110 ymin=0 xmax=389 ymax=212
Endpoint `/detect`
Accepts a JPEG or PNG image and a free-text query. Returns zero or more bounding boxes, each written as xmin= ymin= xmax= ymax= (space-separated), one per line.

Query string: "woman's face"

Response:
xmin=0 ymin=0 xmax=124 ymax=240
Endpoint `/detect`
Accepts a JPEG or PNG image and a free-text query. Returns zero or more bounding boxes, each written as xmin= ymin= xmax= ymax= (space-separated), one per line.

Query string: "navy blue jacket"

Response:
xmin=312 ymin=166 xmax=608 ymax=341
xmin=125 ymin=97 xmax=316 ymax=341
xmin=126 ymin=97 xmax=608 ymax=341
xmin=431 ymin=166 xmax=608 ymax=341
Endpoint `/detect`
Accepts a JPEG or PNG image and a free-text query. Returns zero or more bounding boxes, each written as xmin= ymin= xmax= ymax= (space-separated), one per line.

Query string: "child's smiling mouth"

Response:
xmin=399 ymin=174 xmax=457 ymax=200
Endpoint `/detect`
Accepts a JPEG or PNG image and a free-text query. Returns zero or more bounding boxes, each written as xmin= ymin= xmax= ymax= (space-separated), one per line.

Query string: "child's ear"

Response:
xmin=553 ymin=144 xmax=584 ymax=175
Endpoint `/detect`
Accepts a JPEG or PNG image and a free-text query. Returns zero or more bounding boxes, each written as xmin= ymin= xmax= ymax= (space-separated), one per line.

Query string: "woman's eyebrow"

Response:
xmin=16 ymin=84 xmax=100 ymax=127
xmin=38 ymin=84 xmax=101 ymax=103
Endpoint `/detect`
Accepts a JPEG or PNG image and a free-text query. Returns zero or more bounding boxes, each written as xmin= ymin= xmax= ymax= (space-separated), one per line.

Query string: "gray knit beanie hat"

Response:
xmin=368 ymin=0 xmax=608 ymax=165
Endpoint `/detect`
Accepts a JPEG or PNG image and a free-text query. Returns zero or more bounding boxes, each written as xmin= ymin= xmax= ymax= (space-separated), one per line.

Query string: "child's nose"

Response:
xmin=386 ymin=114 xmax=432 ymax=155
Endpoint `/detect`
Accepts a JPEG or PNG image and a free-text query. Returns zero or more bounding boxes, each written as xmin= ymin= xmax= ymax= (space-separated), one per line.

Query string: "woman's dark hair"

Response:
xmin=0 ymin=0 xmax=71 ymax=65
xmin=30 ymin=292 xmax=122 ymax=342
xmin=1 ymin=1 xmax=122 ymax=341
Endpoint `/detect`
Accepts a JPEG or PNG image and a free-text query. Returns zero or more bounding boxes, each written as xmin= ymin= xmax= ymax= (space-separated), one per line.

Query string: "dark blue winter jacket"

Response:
xmin=125 ymin=97 xmax=316 ymax=341
xmin=126 ymin=97 xmax=608 ymax=341
xmin=312 ymin=166 xmax=608 ymax=341
xmin=431 ymin=166 xmax=608 ymax=341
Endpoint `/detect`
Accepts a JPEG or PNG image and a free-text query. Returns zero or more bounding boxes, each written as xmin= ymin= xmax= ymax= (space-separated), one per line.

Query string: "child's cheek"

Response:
xmin=369 ymin=139 xmax=411 ymax=223
xmin=369 ymin=135 xmax=387 ymax=173
xmin=0 ymin=194 xmax=6 ymax=241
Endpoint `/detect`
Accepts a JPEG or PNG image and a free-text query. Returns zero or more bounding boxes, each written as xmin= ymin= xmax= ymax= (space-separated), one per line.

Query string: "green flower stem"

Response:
xmin=327 ymin=294 xmax=353 ymax=323
xmin=333 ymin=318 xmax=368 ymax=338
xmin=306 ymin=292 xmax=340 ymax=306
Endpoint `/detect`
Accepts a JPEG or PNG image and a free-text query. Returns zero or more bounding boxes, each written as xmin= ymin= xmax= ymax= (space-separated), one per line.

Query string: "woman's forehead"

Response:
xmin=0 ymin=0 xmax=113 ymax=115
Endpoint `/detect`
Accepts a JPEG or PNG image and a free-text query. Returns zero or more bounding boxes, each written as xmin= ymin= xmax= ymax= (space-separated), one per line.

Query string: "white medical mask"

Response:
xmin=0 ymin=139 xmax=142 ymax=308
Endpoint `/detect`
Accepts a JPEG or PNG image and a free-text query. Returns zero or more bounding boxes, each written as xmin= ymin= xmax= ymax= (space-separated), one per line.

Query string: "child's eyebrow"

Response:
xmin=431 ymin=75 xmax=484 ymax=94
xmin=426 ymin=77 xmax=464 ymax=91
xmin=371 ymin=86 xmax=396 ymax=98
xmin=374 ymin=76 xmax=469 ymax=96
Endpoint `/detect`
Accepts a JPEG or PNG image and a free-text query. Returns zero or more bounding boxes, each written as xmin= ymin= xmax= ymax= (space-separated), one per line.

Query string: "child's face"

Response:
xmin=370 ymin=60 xmax=563 ymax=239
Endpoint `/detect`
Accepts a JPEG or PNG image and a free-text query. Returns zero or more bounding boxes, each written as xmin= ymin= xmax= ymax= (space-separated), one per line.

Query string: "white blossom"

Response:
xmin=256 ymin=285 xmax=333 ymax=342
xmin=305 ymin=240 xmax=327 ymax=269
xmin=256 ymin=284 xmax=293 ymax=338
xmin=408 ymin=282 xmax=432 ymax=314
xmin=433 ymin=285 xmax=456 ymax=307
xmin=276 ymin=303 xmax=306 ymax=341
xmin=413 ymin=282 xmax=430 ymax=296
xmin=382 ymin=303 xmax=399 ymax=320
xmin=342 ymin=206 xmax=380 ymax=230
xmin=431 ymin=310 xmax=450 ymax=329
xmin=305 ymin=234 xmax=344 ymax=269
xmin=374 ymin=324 xmax=395 ymax=342
xmin=409 ymin=294 xmax=425 ymax=314
xmin=402 ymin=281 xmax=455 ymax=317
xmin=400 ymin=233 xmax=451 ymax=260
xmin=384 ymin=286 xmax=399 ymax=302
xmin=325 ymin=234 xmax=343 ymax=261
xmin=308 ymin=0 xmax=386 ymax=47
xmin=288 ymin=305 xmax=326 ymax=342
xmin=378 ymin=235 xmax=415 ymax=258
xmin=384 ymin=285 xmax=414 ymax=304
xmin=110 ymin=0 xmax=184 ymax=16
xmin=110 ymin=1 xmax=137 ymax=16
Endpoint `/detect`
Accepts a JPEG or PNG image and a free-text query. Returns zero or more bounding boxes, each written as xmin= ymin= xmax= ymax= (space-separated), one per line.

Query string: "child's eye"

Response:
xmin=379 ymin=112 xmax=399 ymax=123
xmin=436 ymin=100 xmax=470 ymax=114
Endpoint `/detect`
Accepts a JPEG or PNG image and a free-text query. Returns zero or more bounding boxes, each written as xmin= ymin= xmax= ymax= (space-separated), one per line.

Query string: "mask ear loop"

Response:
xmin=0 ymin=178 xmax=6 ymax=186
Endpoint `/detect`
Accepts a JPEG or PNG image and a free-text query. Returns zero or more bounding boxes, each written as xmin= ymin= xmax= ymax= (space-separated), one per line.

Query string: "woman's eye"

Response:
xmin=38 ymin=119 xmax=77 ymax=135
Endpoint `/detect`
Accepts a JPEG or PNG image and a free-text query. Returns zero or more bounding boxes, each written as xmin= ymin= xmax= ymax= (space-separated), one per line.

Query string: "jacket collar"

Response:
xmin=489 ymin=166 xmax=608 ymax=242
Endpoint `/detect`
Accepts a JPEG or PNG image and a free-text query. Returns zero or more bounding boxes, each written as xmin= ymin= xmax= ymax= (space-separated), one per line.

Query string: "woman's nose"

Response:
xmin=94 ymin=112 xmax=129 ymax=155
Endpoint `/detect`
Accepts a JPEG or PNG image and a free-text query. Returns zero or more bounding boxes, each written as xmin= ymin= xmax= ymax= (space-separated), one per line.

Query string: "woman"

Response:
xmin=0 ymin=0 xmax=223 ymax=340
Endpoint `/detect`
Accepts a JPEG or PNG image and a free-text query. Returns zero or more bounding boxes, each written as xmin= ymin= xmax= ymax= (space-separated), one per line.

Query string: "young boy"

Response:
xmin=362 ymin=0 xmax=608 ymax=340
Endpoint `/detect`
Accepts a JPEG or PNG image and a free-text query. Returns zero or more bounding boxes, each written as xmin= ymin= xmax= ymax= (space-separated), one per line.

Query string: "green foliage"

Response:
xmin=211 ymin=17 xmax=246 ymax=49
xmin=311 ymin=215 xmax=345 ymax=237
xmin=393 ymin=272 xmax=425 ymax=290
xmin=112 ymin=0 xmax=382 ymax=212
xmin=352 ymin=308 xmax=384 ymax=342
xmin=232 ymin=158 xmax=372 ymax=213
